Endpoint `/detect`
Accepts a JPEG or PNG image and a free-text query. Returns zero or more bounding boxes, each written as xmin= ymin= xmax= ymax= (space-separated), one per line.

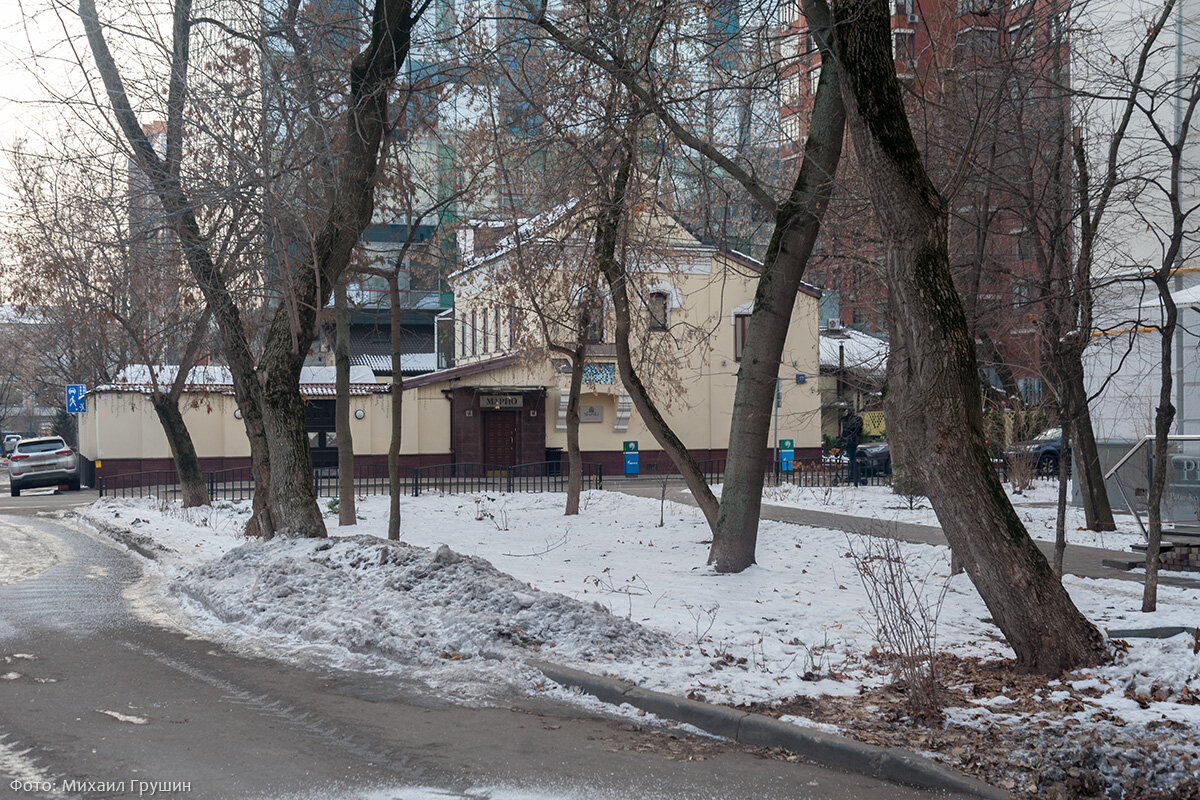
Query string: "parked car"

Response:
xmin=8 ymin=436 xmax=80 ymax=496
xmin=857 ymin=441 xmax=891 ymax=477
xmin=1004 ymin=427 xmax=1064 ymax=476
xmin=3 ymin=434 xmax=23 ymax=455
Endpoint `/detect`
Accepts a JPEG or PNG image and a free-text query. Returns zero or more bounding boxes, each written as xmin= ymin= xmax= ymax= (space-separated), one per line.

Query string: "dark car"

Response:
xmin=1004 ymin=427 xmax=1063 ymax=476
xmin=8 ymin=436 xmax=81 ymax=496
xmin=857 ymin=441 xmax=891 ymax=477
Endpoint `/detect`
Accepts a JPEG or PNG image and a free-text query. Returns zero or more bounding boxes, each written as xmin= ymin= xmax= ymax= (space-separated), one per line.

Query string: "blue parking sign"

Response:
xmin=66 ymin=384 xmax=86 ymax=414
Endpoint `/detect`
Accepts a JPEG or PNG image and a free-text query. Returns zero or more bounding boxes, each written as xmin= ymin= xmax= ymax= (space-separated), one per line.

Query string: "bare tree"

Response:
xmin=518 ymin=0 xmax=845 ymax=564
xmin=6 ymin=140 xmax=213 ymax=505
xmin=825 ymin=0 xmax=1105 ymax=674
xmin=77 ymin=0 xmax=427 ymax=536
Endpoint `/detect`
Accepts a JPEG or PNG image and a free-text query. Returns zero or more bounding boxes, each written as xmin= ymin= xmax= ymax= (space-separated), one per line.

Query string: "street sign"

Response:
xmin=66 ymin=384 xmax=87 ymax=414
xmin=778 ymin=438 xmax=795 ymax=472
xmin=623 ymin=441 xmax=639 ymax=475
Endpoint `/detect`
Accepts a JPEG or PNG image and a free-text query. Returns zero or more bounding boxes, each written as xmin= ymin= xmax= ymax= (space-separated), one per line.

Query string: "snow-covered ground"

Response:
xmin=739 ymin=480 xmax=1149 ymax=551
xmin=72 ymin=489 xmax=1200 ymax=796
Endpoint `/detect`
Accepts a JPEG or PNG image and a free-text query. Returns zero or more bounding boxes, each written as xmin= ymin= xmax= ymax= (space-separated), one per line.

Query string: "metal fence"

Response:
xmin=97 ymin=451 xmax=1060 ymax=503
xmin=636 ymin=456 xmax=890 ymax=488
xmin=411 ymin=461 xmax=603 ymax=497
xmin=98 ymin=460 xmax=603 ymax=502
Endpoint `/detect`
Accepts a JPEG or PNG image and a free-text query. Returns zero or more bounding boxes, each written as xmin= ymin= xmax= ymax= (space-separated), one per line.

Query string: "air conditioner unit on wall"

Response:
xmin=908 ymin=12 xmax=920 ymax=23
xmin=827 ymin=318 xmax=844 ymax=331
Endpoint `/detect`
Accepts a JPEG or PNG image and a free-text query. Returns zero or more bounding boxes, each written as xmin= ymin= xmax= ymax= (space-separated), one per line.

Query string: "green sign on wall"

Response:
xmin=624 ymin=441 xmax=639 ymax=453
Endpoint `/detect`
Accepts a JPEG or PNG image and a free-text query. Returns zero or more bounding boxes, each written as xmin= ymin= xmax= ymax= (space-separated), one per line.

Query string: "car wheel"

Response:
xmin=1037 ymin=453 xmax=1059 ymax=477
xmin=10 ymin=485 xmax=19 ymax=497
xmin=69 ymin=478 xmax=81 ymax=492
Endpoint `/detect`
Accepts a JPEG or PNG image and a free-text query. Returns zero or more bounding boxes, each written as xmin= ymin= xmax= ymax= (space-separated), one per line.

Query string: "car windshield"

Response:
xmin=17 ymin=439 xmax=67 ymax=454
xmin=1035 ymin=428 xmax=1061 ymax=441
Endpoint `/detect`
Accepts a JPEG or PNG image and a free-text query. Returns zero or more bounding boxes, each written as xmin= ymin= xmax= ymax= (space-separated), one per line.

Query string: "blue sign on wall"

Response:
xmin=66 ymin=384 xmax=87 ymax=414
xmin=623 ymin=440 xmax=639 ymax=475
xmin=778 ymin=438 xmax=794 ymax=472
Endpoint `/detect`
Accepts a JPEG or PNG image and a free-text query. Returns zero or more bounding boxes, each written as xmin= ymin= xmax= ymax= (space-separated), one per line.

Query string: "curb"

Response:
xmin=1108 ymin=626 xmax=1198 ymax=640
xmin=530 ymin=659 xmax=1009 ymax=800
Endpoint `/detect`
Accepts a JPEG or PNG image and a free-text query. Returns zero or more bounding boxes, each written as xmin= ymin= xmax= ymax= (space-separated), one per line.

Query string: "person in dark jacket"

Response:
xmin=840 ymin=407 xmax=864 ymax=486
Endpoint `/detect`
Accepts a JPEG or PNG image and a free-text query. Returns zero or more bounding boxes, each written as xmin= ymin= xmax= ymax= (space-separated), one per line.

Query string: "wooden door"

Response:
xmin=483 ymin=410 xmax=519 ymax=467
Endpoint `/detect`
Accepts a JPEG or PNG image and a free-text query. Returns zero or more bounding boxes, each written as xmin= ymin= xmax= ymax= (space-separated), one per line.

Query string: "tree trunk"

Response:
xmin=335 ymin=277 xmax=356 ymax=526
xmin=80 ymin=0 xmax=417 ymax=539
xmin=149 ymin=394 xmax=210 ymax=508
xmin=1061 ymin=359 xmax=1116 ymax=531
xmin=828 ymin=0 xmax=1105 ymax=675
xmin=1143 ymin=296 xmax=1177 ymax=612
xmin=709 ymin=0 xmax=845 ymax=572
xmin=388 ymin=274 xmax=403 ymax=540
xmin=1053 ymin=417 xmax=1070 ymax=579
xmin=79 ymin=0 xmax=275 ymax=537
xmin=564 ymin=342 xmax=585 ymax=516
xmin=592 ymin=145 xmax=720 ymax=530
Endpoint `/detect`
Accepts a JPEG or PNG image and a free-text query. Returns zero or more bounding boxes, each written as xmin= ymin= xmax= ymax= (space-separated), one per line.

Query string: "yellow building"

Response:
xmin=77 ymin=215 xmax=822 ymax=482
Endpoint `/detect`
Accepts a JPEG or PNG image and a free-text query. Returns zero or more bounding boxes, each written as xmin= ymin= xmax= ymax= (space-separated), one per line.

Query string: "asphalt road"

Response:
xmin=0 ymin=474 xmax=971 ymax=800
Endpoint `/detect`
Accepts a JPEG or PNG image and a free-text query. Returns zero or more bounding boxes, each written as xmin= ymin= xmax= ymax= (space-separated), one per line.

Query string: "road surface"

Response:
xmin=0 ymin=474 xmax=974 ymax=800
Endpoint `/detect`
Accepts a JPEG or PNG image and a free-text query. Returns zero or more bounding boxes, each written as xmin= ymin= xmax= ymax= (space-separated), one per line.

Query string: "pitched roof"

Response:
xmin=819 ymin=327 xmax=888 ymax=379
xmin=402 ymin=353 xmax=522 ymax=389
xmin=718 ymin=250 xmax=822 ymax=299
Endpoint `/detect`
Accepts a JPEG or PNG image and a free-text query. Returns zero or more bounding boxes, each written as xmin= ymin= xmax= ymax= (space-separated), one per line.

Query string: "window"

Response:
xmin=734 ymin=313 xmax=751 ymax=361
xmin=482 ymin=307 xmax=489 ymax=353
xmin=648 ymin=291 xmax=669 ymax=330
xmin=782 ymin=72 xmax=801 ymax=107
xmin=460 ymin=317 xmax=467 ymax=357
xmin=780 ymin=32 xmax=799 ymax=60
xmin=957 ymin=0 xmax=994 ymax=14
xmin=471 ymin=309 xmax=477 ymax=355
xmin=585 ymin=301 xmax=605 ymax=343
xmin=893 ymin=29 xmax=916 ymax=62
xmin=782 ymin=112 xmax=802 ymax=146
xmin=508 ymin=305 xmax=515 ymax=348
xmin=494 ymin=307 xmax=501 ymax=351
xmin=808 ymin=66 xmax=821 ymax=95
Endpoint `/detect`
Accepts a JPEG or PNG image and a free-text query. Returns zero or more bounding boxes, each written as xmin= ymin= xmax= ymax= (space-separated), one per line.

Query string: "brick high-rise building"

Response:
xmin=779 ymin=0 xmax=1071 ymax=405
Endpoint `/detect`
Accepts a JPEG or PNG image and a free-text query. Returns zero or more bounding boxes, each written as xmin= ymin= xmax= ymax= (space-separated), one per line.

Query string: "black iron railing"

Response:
xmin=100 ymin=460 xmax=603 ymax=502
xmin=97 ymin=469 xmax=184 ymax=501
xmin=411 ymin=461 xmax=602 ymax=497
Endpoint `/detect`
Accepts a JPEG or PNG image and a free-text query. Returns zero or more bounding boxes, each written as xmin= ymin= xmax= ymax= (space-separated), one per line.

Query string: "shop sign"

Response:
xmin=480 ymin=394 xmax=523 ymax=409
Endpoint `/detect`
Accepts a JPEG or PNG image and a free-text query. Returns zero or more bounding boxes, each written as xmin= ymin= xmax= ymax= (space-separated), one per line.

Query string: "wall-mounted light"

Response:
xmin=354 ymin=409 xmax=365 ymax=420
xmin=234 ymin=409 xmax=243 ymax=419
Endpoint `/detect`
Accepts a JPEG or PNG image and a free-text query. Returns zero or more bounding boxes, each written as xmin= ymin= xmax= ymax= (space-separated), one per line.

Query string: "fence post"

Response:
xmin=98 ymin=476 xmax=105 ymax=498
xmin=507 ymin=467 xmax=514 ymax=494
xmin=412 ymin=468 xmax=419 ymax=498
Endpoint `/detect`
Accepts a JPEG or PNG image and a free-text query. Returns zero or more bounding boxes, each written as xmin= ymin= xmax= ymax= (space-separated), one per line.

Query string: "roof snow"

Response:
xmin=352 ymin=352 xmax=438 ymax=375
xmin=819 ymin=327 xmax=889 ymax=378
xmin=115 ymin=364 xmax=377 ymax=386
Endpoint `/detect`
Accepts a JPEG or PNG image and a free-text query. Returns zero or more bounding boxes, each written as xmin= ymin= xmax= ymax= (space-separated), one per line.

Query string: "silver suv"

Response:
xmin=8 ymin=437 xmax=81 ymax=496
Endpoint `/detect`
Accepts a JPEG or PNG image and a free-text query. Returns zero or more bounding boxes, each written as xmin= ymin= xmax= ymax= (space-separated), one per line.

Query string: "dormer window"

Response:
xmin=649 ymin=291 xmax=669 ymax=330
xmin=734 ymin=313 xmax=751 ymax=361
xmin=585 ymin=300 xmax=605 ymax=343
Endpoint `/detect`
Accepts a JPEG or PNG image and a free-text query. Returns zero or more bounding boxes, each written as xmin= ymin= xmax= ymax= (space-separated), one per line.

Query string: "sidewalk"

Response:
xmin=610 ymin=480 xmax=1200 ymax=589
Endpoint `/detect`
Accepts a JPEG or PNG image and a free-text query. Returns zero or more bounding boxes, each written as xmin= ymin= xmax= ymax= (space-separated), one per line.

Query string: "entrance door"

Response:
xmin=483 ymin=410 xmax=519 ymax=467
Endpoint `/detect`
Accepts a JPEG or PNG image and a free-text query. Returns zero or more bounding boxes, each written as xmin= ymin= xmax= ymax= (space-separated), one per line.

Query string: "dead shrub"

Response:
xmin=848 ymin=529 xmax=950 ymax=720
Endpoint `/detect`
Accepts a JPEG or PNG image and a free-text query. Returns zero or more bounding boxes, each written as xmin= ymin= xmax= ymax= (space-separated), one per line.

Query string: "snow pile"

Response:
xmin=173 ymin=534 xmax=673 ymax=667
